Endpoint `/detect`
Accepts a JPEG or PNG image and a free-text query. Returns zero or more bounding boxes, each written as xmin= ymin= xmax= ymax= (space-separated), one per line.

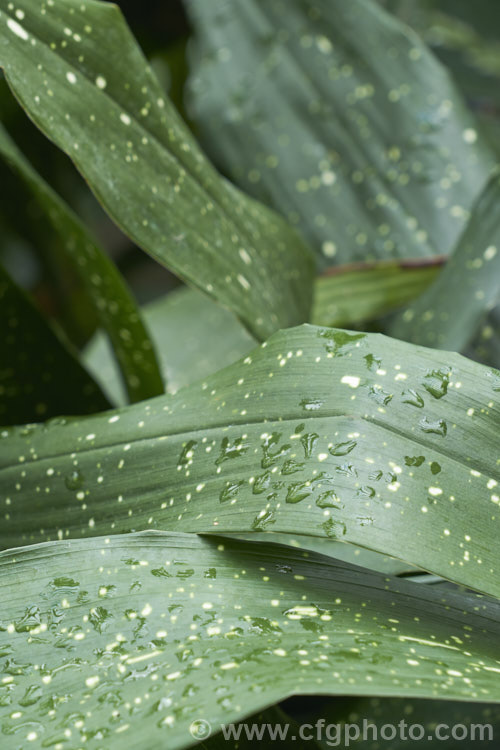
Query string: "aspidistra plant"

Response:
xmin=0 ymin=1 xmax=500 ymax=749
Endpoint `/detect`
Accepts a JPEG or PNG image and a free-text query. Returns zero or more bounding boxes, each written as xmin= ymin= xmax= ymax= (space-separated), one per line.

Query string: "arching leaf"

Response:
xmin=0 ymin=0 xmax=313 ymax=340
xmin=1 ymin=325 xmax=499 ymax=599
xmin=0 ymin=263 xmax=110 ymax=425
xmin=1 ymin=532 xmax=499 ymax=750
xmin=185 ymin=0 xmax=493 ymax=267
xmin=0 ymin=122 xmax=164 ymax=403
xmin=390 ymin=169 xmax=500 ymax=350
xmin=84 ymin=287 xmax=255 ymax=406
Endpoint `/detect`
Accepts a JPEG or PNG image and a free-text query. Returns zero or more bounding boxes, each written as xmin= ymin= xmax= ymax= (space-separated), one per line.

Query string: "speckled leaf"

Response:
xmin=390 ymin=169 xmax=500 ymax=351
xmin=468 ymin=304 xmax=500 ymax=371
xmin=84 ymin=260 xmax=441 ymax=409
xmin=0 ymin=0 xmax=313 ymax=340
xmin=0 ymin=123 xmax=164 ymax=404
xmin=185 ymin=0 xmax=493 ymax=268
xmin=312 ymin=258 xmax=443 ymax=327
xmin=84 ymin=287 xmax=255 ymax=406
xmin=2 ymin=325 xmax=500 ymax=598
xmin=1 ymin=532 xmax=500 ymax=750
xmin=0 ymin=263 xmax=110 ymax=425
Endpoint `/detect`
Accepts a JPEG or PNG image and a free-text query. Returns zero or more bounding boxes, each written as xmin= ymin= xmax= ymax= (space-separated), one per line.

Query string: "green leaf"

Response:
xmin=0 ymin=122 xmax=164 ymax=404
xmin=0 ymin=263 xmax=110 ymax=425
xmin=84 ymin=287 xmax=255 ymax=406
xmin=1 ymin=532 xmax=500 ymax=750
xmin=0 ymin=0 xmax=313 ymax=340
xmin=389 ymin=168 xmax=500 ymax=350
xmin=85 ymin=258 xmax=441 ymax=408
xmin=235 ymin=533 xmax=417 ymax=576
xmin=2 ymin=325 xmax=500 ymax=598
xmin=312 ymin=258 xmax=443 ymax=327
xmin=468 ymin=305 xmax=500 ymax=371
xmin=185 ymin=0 xmax=493 ymax=268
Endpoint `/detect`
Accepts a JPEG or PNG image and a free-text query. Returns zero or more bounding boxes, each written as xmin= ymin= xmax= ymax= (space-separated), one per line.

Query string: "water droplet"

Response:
xmin=367 ymin=385 xmax=393 ymax=405
xmin=65 ymin=469 xmax=84 ymax=490
xmin=261 ymin=432 xmax=290 ymax=468
xmin=401 ymin=389 xmax=424 ymax=408
xmin=178 ymin=440 xmax=198 ymax=467
xmin=216 ymin=436 xmax=250 ymax=465
xmin=364 ymin=354 xmax=382 ymax=371
xmin=15 ymin=606 xmax=42 ymax=633
xmin=252 ymin=510 xmax=275 ymax=530
xmin=419 ymin=417 xmax=447 ymax=436
xmin=220 ymin=480 xmax=244 ymax=503
xmin=300 ymin=432 xmax=318 ymax=458
xmin=316 ymin=490 xmax=342 ymax=508
xmin=19 ymin=685 xmax=42 ymax=707
xmin=423 ymin=368 xmax=450 ymax=399
xmin=50 ymin=577 xmax=80 ymax=591
xmin=299 ymin=398 xmax=323 ymax=411
xmin=322 ymin=518 xmax=347 ymax=538
xmin=286 ymin=481 xmax=312 ymax=504
xmin=318 ymin=329 xmax=366 ymax=356
xmin=275 ymin=564 xmax=292 ymax=574
xmin=252 ymin=471 xmax=272 ymax=495
xmin=357 ymin=486 xmax=376 ymax=498
xmin=281 ymin=459 xmax=305 ymax=475
xmin=357 ymin=515 xmax=375 ymax=526
xmin=329 ymin=440 xmax=356 ymax=457
xmin=89 ymin=606 xmax=113 ymax=633
xmin=405 ymin=455 xmax=425 ymax=467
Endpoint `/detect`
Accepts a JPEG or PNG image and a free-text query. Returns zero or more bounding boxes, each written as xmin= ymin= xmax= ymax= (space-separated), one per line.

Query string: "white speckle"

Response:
xmin=95 ymin=76 xmax=107 ymax=89
xmin=322 ymin=241 xmax=337 ymax=257
xmin=237 ymin=274 xmax=250 ymax=290
xmin=120 ymin=113 xmax=131 ymax=125
xmin=85 ymin=433 xmax=96 ymax=441
xmin=66 ymin=71 xmax=77 ymax=84
xmin=341 ymin=375 xmax=360 ymax=388
xmin=108 ymin=415 xmax=120 ymax=423
xmin=85 ymin=676 xmax=99 ymax=688
xmin=239 ymin=248 xmax=252 ymax=265
xmin=463 ymin=128 xmax=477 ymax=144
xmin=484 ymin=245 xmax=497 ymax=261
xmin=141 ymin=603 xmax=152 ymax=617
xmin=316 ymin=35 xmax=332 ymax=54
xmin=15 ymin=9 xmax=25 ymax=20
xmin=7 ymin=18 xmax=29 ymax=40
xmin=321 ymin=170 xmax=336 ymax=186
xmin=429 ymin=487 xmax=442 ymax=496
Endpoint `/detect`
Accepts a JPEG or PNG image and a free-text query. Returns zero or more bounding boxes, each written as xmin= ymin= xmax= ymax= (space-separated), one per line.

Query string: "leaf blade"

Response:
xmin=0 ymin=0 xmax=313 ymax=339
xmin=0 ymin=263 xmax=110 ymax=424
xmin=185 ymin=0 xmax=493 ymax=267
xmin=1 ymin=531 xmax=500 ymax=749
xmin=0 ymin=122 xmax=164 ymax=404
xmin=2 ymin=325 xmax=499 ymax=598
xmin=389 ymin=169 xmax=500 ymax=350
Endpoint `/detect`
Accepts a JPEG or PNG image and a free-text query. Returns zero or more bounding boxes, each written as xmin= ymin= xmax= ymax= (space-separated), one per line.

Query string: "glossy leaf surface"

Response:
xmin=186 ymin=0 xmax=492 ymax=267
xmin=1 ymin=532 xmax=500 ymax=750
xmin=1 ymin=325 xmax=499 ymax=599
xmin=0 ymin=0 xmax=313 ymax=340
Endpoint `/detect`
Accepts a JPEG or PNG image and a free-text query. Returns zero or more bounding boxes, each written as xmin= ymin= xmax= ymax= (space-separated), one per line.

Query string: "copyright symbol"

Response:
xmin=189 ymin=719 xmax=212 ymax=740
